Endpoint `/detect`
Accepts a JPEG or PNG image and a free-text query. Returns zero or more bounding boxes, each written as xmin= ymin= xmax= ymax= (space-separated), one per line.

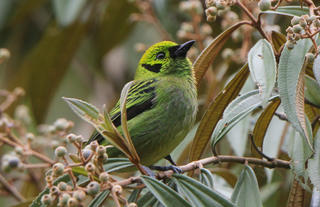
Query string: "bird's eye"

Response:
xmin=156 ymin=52 xmax=165 ymax=60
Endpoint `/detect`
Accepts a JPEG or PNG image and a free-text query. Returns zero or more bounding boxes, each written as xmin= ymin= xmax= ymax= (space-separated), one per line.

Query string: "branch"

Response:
xmin=106 ymin=155 xmax=290 ymax=189
xmin=0 ymin=173 xmax=25 ymax=202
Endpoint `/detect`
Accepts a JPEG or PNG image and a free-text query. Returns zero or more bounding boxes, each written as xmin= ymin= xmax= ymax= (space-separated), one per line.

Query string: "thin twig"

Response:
xmin=0 ymin=173 xmax=25 ymax=202
xmin=249 ymin=134 xmax=274 ymax=161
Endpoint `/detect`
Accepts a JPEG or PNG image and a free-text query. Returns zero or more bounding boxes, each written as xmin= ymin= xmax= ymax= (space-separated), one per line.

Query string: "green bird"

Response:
xmin=88 ymin=40 xmax=198 ymax=171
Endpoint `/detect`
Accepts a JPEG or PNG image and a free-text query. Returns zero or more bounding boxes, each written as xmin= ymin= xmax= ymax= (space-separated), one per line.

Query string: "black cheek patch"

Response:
xmin=142 ymin=64 xmax=162 ymax=73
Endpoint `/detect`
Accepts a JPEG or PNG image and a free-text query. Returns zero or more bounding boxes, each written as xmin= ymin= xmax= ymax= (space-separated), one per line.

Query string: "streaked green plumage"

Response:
xmin=89 ymin=40 xmax=198 ymax=166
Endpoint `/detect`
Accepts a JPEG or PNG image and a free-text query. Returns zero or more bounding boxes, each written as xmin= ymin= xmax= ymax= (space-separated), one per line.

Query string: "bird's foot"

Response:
xmin=149 ymin=165 xmax=183 ymax=174
xmin=141 ymin=166 xmax=156 ymax=178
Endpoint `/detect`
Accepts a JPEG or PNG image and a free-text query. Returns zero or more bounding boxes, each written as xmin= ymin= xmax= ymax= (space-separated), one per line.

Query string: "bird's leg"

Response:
xmin=141 ymin=166 xmax=156 ymax=178
xmin=165 ymin=155 xmax=177 ymax=166
xmin=149 ymin=155 xmax=183 ymax=174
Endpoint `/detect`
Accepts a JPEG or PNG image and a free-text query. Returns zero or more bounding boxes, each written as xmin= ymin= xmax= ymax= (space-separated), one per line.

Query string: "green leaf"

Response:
xmin=211 ymin=90 xmax=263 ymax=149
xmin=172 ymin=174 xmax=235 ymax=207
xmin=199 ymin=168 xmax=215 ymax=189
xmin=103 ymin=158 xmax=134 ymax=173
xmin=141 ymin=176 xmax=192 ymax=207
xmin=308 ymin=129 xmax=320 ymax=189
xmin=313 ymin=55 xmax=320 ymax=87
xmin=248 ymin=39 xmax=276 ymax=101
xmin=137 ymin=191 xmax=158 ymax=207
xmin=261 ymin=6 xmax=309 ymax=17
xmin=128 ymin=189 xmax=141 ymax=203
xmin=189 ymin=64 xmax=249 ymax=162
xmin=252 ymin=97 xmax=281 ymax=158
xmin=193 ymin=22 xmax=246 ymax=86
xmin=52 ymin=0 xmax=86 ymax=27
xmin=305 ymin=76 xmax=320 ymax=106
xmin=88 ymin=190 xmax=110 ymax=207
xmin=278 ymin=37 xmax=313 ymax=150
xmin=120 ymin=81 xmax=140 ymax=162
xmin=63 ymin=97 xmax=100 ymax=124
xmin=231 ymin=165 xmax=263 ymax=207
xmin=287 ymin=127 xmax=313 ymax=183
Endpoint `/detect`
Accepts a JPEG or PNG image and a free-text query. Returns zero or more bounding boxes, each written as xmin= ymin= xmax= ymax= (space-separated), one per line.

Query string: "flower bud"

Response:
xmin=82 ymin=148 xmax=93 ymax=160
xmin=41 ymin=194 xmax=52 ymax=205
xmin=58 ymin=182 xmax=68 ymax=191
xmin=50 ymin=186 xmax=60 ymax=195
xmin=112 ymin=185 xmax=123 ymax=194
xmin=286 ymin=41 xmax=295 ymax=50
xmin=206 ymin=15 xmax=216 ymax=22
xmin=67 ymin=197 xmax=79 ymax=207
xmin=55 ymin=146 xmax=67 ymax=158
xmin=87 ymin=181 xmax=100 ymax=195
xmin=53 ymin=162 xmax=65 ymax=177
xmin=66 ymin=133 xmax=77 ymax=143
xmin=128 ymin=203 xmax=137 ymax=207
xmin=85 ymin=162 xmax=95 ymax=173
xmin=291 ymin=16 xmax=301 ymax=26
xmin=258 ymin=0 xmax=271 ymax=11
xmin=292 ymin=25 xmax=302 ymax=33
xmin=60 ymin=193 xmax=70 ymax=205
xmin=99 ymin=172 xmax=109 ymax=183
xmin=206 ymin=7 xmax=217 ymax=16
xmin=54 ymin=118 xmax=70 ymax=131
xmin=26 ymin=133 xmax=35 ymax=142
xmin=73 ymin=190 xmax=86 ymax=201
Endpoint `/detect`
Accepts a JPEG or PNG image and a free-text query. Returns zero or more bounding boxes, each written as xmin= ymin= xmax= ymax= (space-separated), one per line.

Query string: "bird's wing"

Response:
xmin=87 ymin=79 xmax=157 ymax=144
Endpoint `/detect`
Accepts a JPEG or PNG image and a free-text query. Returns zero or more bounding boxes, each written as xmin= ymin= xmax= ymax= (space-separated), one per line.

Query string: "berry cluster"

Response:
xmin=205 ymin=0 xmax=234 ymax=22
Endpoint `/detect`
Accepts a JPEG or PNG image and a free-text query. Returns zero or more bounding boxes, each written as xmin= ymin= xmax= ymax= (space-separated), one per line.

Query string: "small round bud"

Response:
xmin=292 ymin=25 xmax=302 ymax=33
xmin=50 ymin=140 xmax=60 ymax=149
xmin=85 ymin=162 xmax=95 ymax=173
xmin=313 ymin=19 xmax=320 ymax=28
xmin=53 ymin=162 xmax=65 ymax=177
xmin=41 ymin=194 xmax=52 ymax=205
xmin=205 ymin=0 xmax=215 ymax=7
xmin=50 ymin=186 xmax=60 ymax=195
xmin=14 ymin=146 xmax=23 ymax=155
xmin=58 ymin=182 xmax=68 ymax=191
xmin=90 ymin=141 xmax=98 ymax=151
xmin=73 ymin=190 xmax=86 ymax=201
xmin=286 ymin=26 xmax=293 ymax=34
xmin=66 ymin=133 xmax=77 ymax=143
xmin=128 ymin=203 xmax=138 ymax=207
xmin=299 ymin=19 xmax=307 ymax=28
xmin=26 ymin=133 xmax=35 ymax=142
xmin=45 ymin=175 xmax=53 ymax=184
xmin=306 ymin=53 xmax=315 ymax=63
xmin=96 ymin=146 xmax=106 ymax=156
xmin=1 ymin=161 xmax=10 ymax=172
xmin=258 ymin=0 xmax=271 ymax=11
xmin=222 ymin=48 xmax=234 ymax=60
xmin=286 ymin=41 xmax=295 ymax=50
xmin=60 ymin=193 xmax=70 ymax=205
xmin=200 ymin=24 xmax=212 ymax=35
xmin=67 ymin=197 xmax=79 ymax=207
xmin=55 ymin=146 xmax=67 ymax=158
xmin=216 ymin=1 xmax=225 ymax=10
xmin=87 ymin=181 xmax=100 ymax=195
xmin=99 ymin=172 xmax=109 ymax=183
xmin=206 ymin=7 xmax=217 ymax=16
xmin=206 ymin=15 xmax=216 ymax=22
xmin=307 ymin=15 xmax=316 ymax=24
xmin=291 ymin=16 xmax=301 ymax=26
xmin=54 ymin=118 xmax=70 ymax=131
xmin=82 ymin=148 xmax=93 ymax=160
xmin=8 ymin=156 xmax=20 ymax=169
xmin=75 ymin=135 xmax=83 ymax=143
xmin=294 ymin=34 xmax=301 ymax=41
xmin=181 ymin=22 xmax=193 ymax=33
xmin=112 ymin=185 xmax=123 ymax=194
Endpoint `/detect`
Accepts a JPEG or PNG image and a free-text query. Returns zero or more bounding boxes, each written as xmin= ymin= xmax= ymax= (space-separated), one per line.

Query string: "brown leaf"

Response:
xmin=252 ymin=97 xmax=281 ymax=158
xmin=189 ymin=64 xmax=249 ymax=162
xmin=193 ymin=22 xmax=246 ymax=87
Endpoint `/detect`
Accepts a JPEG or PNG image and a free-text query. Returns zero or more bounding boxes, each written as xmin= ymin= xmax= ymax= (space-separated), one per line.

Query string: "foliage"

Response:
xmin=0 ymin=0 xmax=320 ymax=207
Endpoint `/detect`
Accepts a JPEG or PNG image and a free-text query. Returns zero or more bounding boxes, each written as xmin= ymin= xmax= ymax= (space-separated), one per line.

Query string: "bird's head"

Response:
xmin=135 ymin=40 xmax=195 ymax=79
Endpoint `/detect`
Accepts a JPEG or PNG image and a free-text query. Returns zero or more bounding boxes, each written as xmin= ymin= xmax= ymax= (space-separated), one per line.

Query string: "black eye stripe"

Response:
xmin=142 ymin=64 xmax=162 ymax=73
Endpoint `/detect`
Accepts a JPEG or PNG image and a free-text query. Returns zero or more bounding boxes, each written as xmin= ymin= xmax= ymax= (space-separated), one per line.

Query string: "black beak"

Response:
xmin=169 ymin=40 xmax=195 ymax=58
